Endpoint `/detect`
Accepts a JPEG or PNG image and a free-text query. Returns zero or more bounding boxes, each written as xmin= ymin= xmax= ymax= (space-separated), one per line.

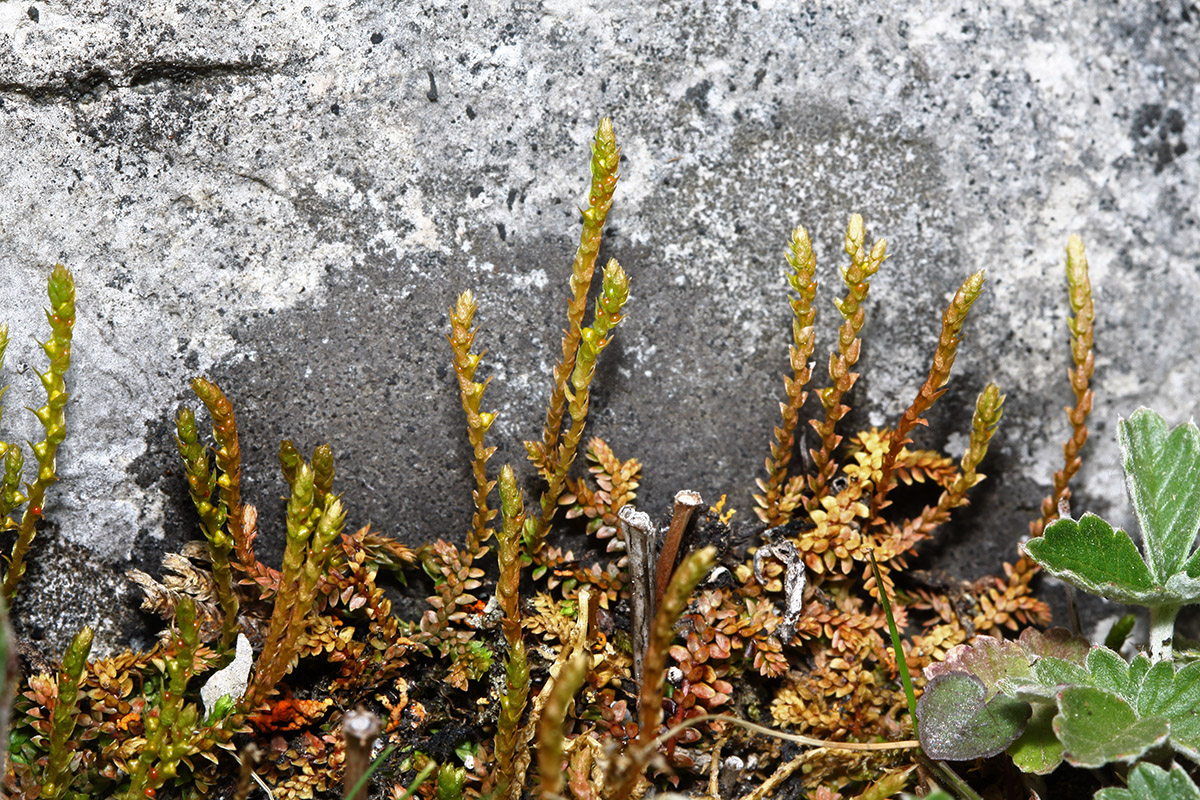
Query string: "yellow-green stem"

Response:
xmin=3 ymin=265 xmax=75 ymax=605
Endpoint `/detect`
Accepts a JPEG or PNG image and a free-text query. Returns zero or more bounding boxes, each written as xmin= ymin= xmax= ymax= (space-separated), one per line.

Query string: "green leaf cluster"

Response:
xmin=918 ymin=627 xmax=1200 ymax=780
xmin=920 ymin=410 xmax=1200 ymax=791
xmin=1025 ymin=409 xmax=1200 ymax=660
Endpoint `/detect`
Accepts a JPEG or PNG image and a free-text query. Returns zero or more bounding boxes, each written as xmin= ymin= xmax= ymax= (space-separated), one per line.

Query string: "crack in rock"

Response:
xmin=0 ymin=58 xmax=273 ymax=103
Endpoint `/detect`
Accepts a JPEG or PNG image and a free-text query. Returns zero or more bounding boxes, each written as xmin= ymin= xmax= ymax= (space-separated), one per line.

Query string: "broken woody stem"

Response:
xmin=622 ymin=491 xmax=704 ymax=681
xmin=619 ymin=504 xmax=656 ymax=682
xmin=342 ymin=708 xmax=383 ymax=800
xmin=653 ymin=490 xmax=703 ymax=612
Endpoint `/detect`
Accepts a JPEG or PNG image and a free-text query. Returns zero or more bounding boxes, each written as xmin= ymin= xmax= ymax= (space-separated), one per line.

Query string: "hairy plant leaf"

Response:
xmin=916 ymin=672 xmax=1031 ymax=760
xmin=999 ymin=656 xmax=1094 ymax=704
xmin=1018 ymin=626 xmax=1091 ymax=664
xmin=1034 ymin=656 xmax=1093 ymax=687
xmin=1054 ymin=686 xmax=1168 ymax=767
xmin=1137 ymin=659 xmax=1200 ymax=761
xmin=1086 ymin=646 xmax=1138 ymax=703
xmin=924 ymin=635 xmax=1032 ymax=695
xmin=1120 ymin=409 xmax=1200 ymax=581
xmin=1094 ymin=762 xmax=1200 ymax=800
xmin=1025 ymin=514 xmax=1182 ymax=606
xmin=926 ymin=628 xmax=1091 ymax=704
xmin=1006 ymin=703 xmax=1063 ymax=775
xmin=1129 ymin=653 xmax=1153 ymax=687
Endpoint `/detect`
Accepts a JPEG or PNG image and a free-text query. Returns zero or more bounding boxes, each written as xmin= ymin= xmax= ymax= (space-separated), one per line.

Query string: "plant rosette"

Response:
xmin=917 ymin=409 xmax=1200 ymax=785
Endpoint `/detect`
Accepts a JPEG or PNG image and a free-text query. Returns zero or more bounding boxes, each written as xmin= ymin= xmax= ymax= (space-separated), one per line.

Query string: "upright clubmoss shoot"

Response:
xmin=523 ymin=119 xmax=625 ymax=557
xmin=3 ymin=264 xmax=75 ymax=605
xmin=807 ymin=216 xmax=886 ymax=511
xmin=244 ymin=459 xmax=348 ymax=710
xmin=122 ymin=598 xmax=201 ymax=800
xmin=526 ymin=258 xmax=630 ymax=555
xmin=536 ymin=651 xmax=589 ymax=800
xmin=175 ymin=405 xmax=240 ymax=655
xmin=530 ymin=118 xmax=621 ymax=483
xmin=448 ymin=290 xmax=498 ymax=558
xmin=611 ymin=546 xmax=717 ymax=800
xmin=40 ymin=625 xmax=92 ymax=800
xmin=491 ymin=465 xmax=529 ymax=800
xmin=1031 ymin=234 xmax=1095 ymax=538
xmin=871 ymin=270 xmax=986 ymax=522
xmin=189 ymin=376 xmax=254 ymax=589
xmin=755 ymin=227 xmax=819 ymax=526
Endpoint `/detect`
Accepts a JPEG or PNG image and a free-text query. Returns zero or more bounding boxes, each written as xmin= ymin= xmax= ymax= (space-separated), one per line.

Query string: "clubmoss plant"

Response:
xmin=245 ymin=459 xmax=347 ymax=709
xmin=448 ymin=290 xmax=498 ymax=560
xmin=39 ymin=626 xmax=92 ymax=800
xmin=805 ymin=215 xmax=886 ymax=512
xmin=754 ymin=228 xmax=818 ymax=526
xmin=174 ymin=405 xmax=240 ymax=655
xmin=2 ymin=264 xmax=75 ymax=605
xmin=0 ymin=123 xmax=1117 ymax=800
xmin=491 ymin=465 xmax=530 ymax=800
xmin=1030 ymin=234 xmax=1095 ymax=538
xmin=523 ymin=118 xmax=623 ymax=557
xmin=119 ymin=599 xmax=202 ymax=800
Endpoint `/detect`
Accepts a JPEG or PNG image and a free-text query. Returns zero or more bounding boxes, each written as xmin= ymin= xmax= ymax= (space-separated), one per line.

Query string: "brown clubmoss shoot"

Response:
xmin=175 ymin=406 xmax=240 ymax=655
xmin=526 ymin=258 xmax=631 ymax=556
xmin=611 ymin=546 xmax=717 ymax=800
xmin=190 ymin=377 xmax=247 ymax=568
xmin=529 ymin=118 xmax=621 ymax=483
xmin=870 ymin=269 xmax=986 ymax=524
xmin=491 ymin=466 xmax=529 ymax=800
xmin=536 ymin=651 xmax=588 ymax=800
xmin=807 ymin=216 xmax=886 ymax=511
xmin=561 ymin=437 xmax=641 ymax=546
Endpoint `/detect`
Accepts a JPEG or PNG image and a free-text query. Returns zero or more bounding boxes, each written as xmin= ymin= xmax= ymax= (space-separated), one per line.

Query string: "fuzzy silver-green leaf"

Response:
xmin=1120 ymin=409 xmax=1200 ymax=582
xmin=1024 ymin=513 xmax=1191 ymax=606
xmin=1054 ymin=686 xmax=1168 ymax=767
xmin=1094 ymin=762 xmax=1200 ymax=800
xmin=916 ymin=672 xmax=1031 ymax=760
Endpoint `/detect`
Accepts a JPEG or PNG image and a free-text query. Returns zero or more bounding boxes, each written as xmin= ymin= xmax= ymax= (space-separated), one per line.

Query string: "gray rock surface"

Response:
xmin=0 ymin=1 xmax=1196 ymax=654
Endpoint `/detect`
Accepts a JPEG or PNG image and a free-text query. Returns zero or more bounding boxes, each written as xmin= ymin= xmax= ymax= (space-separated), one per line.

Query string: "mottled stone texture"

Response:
xmin=0 ymin=2 xmax=1196 ymax=653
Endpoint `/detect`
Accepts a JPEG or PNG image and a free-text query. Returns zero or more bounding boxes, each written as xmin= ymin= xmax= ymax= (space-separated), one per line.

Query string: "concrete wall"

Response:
xmin=0 ymin=1 xmax=1196 ymax=653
